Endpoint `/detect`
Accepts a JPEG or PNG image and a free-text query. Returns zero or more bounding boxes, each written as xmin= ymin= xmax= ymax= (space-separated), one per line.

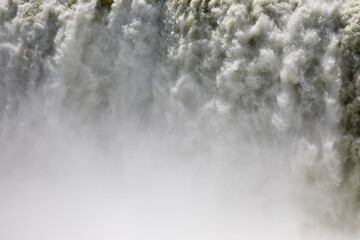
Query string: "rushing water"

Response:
xmin=1 ymin=0 xmax=360 ymax=239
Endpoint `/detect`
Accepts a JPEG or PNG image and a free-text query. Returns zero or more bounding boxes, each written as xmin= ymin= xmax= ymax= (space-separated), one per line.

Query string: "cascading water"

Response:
xmin=1 ymin=0 xmax=360 ymax=239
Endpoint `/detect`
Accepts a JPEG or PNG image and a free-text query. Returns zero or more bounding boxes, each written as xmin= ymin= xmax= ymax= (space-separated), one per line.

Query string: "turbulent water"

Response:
xmin=1 ymin=0 xmax=360 ymax=239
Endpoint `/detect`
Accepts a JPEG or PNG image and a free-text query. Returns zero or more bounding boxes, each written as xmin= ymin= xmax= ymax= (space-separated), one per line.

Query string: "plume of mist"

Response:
xmin=0 ymin=0 xmax=360 ymax=239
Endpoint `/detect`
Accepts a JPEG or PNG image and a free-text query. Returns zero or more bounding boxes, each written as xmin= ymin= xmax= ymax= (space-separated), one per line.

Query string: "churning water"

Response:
xmin=1 ymin=0 xmax=360 ymax=239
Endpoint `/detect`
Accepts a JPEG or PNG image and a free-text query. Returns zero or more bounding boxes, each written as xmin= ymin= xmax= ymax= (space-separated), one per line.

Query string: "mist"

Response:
xmin=1 ymin=0 xmax=360 ymax=239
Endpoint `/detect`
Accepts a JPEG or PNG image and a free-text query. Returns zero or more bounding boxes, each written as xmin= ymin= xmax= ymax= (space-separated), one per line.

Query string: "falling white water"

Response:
xmin=0 ymin=0 xmax=359 ymax=239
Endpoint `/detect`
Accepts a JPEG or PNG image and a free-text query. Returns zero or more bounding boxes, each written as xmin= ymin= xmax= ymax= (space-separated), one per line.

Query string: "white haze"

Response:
xmin=0 ymin=0 xmax=359 ymax=239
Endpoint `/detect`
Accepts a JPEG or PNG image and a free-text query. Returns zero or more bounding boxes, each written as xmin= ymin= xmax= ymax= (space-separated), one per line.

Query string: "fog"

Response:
xmin=1 ymin=0 xmax=360 ymax=239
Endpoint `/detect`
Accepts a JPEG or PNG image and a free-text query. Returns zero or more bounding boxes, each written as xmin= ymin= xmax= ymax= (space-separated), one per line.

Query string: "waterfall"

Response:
xmin=0 ymin=0 xmax=359 ymax=239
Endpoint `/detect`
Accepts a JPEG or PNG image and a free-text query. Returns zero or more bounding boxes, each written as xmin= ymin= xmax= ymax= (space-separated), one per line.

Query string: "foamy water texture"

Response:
xmin=1 ymin=0 xmax=360 ymax=239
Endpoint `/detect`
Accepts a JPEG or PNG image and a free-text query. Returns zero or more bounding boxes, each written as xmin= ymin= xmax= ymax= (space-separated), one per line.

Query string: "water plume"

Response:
xmin=1 ymin=0 xmax=360 ymax=239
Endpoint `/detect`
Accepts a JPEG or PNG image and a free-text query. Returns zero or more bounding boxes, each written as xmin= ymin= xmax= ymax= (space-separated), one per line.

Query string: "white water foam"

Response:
xmin=0 ymin=0 xmax=359 ymax=239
